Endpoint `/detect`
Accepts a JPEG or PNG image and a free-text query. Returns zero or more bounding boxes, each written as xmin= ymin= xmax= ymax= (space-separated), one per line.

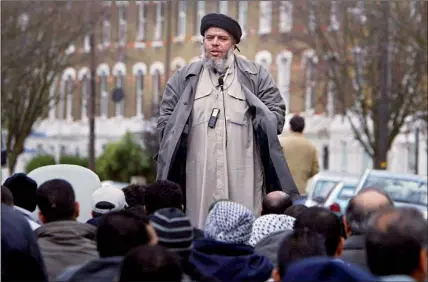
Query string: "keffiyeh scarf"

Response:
xmin=249 ymin=214 xmax=296 ymax=247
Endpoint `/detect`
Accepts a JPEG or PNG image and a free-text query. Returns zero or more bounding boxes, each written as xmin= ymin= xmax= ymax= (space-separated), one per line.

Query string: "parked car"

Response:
xmin=355 ymin=169 xmax=427 ymax=219
xmin=305 ymin=171 xmax=360 ymax=207
xmin=323 ymin=179 xmax=359 ymax=215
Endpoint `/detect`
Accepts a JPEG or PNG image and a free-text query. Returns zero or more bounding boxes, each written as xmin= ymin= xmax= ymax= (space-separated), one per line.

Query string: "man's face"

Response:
xmin=203 ymin=27 xmax=234 ymax=61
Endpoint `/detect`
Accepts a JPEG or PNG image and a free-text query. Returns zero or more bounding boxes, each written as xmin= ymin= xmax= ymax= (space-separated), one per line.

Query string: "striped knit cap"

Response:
xmin=150 ymin=208 xmax=194 ymax=257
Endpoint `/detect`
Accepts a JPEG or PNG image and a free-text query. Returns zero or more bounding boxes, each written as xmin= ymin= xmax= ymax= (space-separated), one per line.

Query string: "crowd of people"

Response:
xmin=1 ymin=173 xmax=427 ymax=282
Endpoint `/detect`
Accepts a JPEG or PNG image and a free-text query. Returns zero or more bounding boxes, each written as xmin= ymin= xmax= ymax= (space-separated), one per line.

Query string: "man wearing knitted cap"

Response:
xmin=156 ymin=13 xmax=300 ymax=228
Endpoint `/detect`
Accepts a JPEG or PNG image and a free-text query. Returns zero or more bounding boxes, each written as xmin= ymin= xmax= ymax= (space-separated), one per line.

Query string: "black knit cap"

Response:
xmin=150 ymin=208 xmax=194 ymax=258
xmin=200 ymin=13 xmax=242 ymax=44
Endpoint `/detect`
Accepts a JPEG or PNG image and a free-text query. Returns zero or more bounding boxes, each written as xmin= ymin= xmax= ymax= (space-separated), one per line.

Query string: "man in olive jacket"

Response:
xmin=156 ymin=13 xmax=299 ymax=227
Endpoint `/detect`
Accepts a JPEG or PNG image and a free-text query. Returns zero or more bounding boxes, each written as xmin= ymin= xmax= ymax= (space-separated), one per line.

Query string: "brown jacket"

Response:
xmin=279 ymin=133 xmax=319 ymax=195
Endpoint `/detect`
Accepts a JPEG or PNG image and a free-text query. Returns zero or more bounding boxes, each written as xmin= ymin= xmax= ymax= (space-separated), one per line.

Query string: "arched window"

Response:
xmin=276 ymin=51 xmax=293 ymax=114
xmin=171 ymin=57 xmax=186 ymax=72
xmin=78 ymin=67 xmax=90 ymax=120
xmin=280 ymin=1 xmax=293 ymax=33
xmin=65 ymin=76 xmax=74 ymax=120
xmin=132 ymin=63 xmax=147 ymax=118
xmin=302 ymin=49 xmax=318 ymax=111
xmin=259 ymin=1 xmax=272 ymax=35
xmin=97 ymin=64 xmax=110 ymax=119
xmin=60 ymin=68 xmax=76 ymax=120
xmin=152 ymin=70 xmax=161 ymax=117
xmin=255 ymin=50 xmax=272 ymax=71
xmin=176 ymin=0 xmax=187 ymax=39
xmin=115 ymin=71 xmax=125 ymax=117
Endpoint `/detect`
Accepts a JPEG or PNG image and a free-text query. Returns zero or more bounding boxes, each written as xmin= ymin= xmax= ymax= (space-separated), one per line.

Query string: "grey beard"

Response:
xmin=202 ymin=47 xmax=234 ymax=74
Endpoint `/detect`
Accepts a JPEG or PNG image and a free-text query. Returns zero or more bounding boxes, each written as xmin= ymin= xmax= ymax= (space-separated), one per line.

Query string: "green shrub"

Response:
xmin=60 ymin=155 xmax=88 ymax=168
xmin=95 ymin=132 xmax=156 ymax=183
xmin=25 ymin=155 xmax=55 ymax=173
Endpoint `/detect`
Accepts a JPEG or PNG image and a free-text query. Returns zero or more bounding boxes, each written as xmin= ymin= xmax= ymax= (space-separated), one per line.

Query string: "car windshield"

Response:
xmin=338 ymin=185 xmax=356 ymax=200
xmin=313 ymin=180 xmax=339 ymax=199
xmin=362 ymin=175 xmax=427 ymax=206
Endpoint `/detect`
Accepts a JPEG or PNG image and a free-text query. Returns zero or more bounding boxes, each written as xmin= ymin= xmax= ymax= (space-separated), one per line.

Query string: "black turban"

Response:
xmin=200 ymin=13 xmax=242 ymax=44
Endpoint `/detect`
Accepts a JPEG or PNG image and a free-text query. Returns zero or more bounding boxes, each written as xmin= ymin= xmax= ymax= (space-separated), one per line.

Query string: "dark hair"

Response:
xmin=293 ymin=206 xmax=342 ymax=256
xmin=119 ymin=245 xmax=183 ymax=282
xmin=3 ymin=173 xmax=37 ymax=212
xmin=284 ymin=204 xmax=308 ymax=219
xmin=346 ymin=187 xmax=394 ymax=235
xmin=366 ymin=207 xmax=427 ymax=277
xmin=36 ymin=179 xmax=75 ymax=222
xmin=277 ymin=228 xmax=327 ymax=277
xmin=97 ymin=210 xmax=151 ymax=258
xmin=1 ymin=185 xmax=14 ymax=206
xmin=144 ymin=180 xmax=183 ymax=215
xmin=262 ymin=192 xmax=293 ymax=215
xmin=289 ymin=115 xmax=305 ymax=133
xmin=122 ymin=184 xmax=145 ymax=207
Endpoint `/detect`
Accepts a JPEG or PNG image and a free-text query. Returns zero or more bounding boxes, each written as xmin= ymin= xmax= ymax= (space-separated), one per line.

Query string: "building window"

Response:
xmin=176 ymin=1 xmax=187 ymax=39
xmin=237 ymin=1 xmax=248 ymax=37
xmin=152 ymin=70 xmax=161 ymax=117
xmin=115 ymin=71 xmax=125 ymax=117
xmin=218 ymin=1 xmax=228 ymax=14
xmin=302 ymin=49 xmax=318 ymax=111
xmin=255 ymin=50 xmax=272 ymax=71
xmin=81 ymin=75 xmax=89 ymax=120
xmin=118 ymin=4 xmax=127 ymax=46
xmin=276 ymin=51 xmax=293 ymax=114
xmin=407 ymin=143 xmax=417 ymax=173
xmin=341 ymin=141 xmax=348 ymax=171
xmin=329 ymin=0 xmax=340 ymax=31
xmin=102 ymin=10 xmax=111 ymax=46
xmin=194 ymin=0 xmax=205 ymax=36
xmin=322 ymin=145 xmax=329 ymax=170
xmin=308 ymin=0 xmax=316 ymax=33
xmin=100 ymin=72 xmax=108 ymax=118
xmin=259 ymin=1 xmax=272 ymax=35
xmin=153 ymin=1 xmax=164 ymax=43
xmin=279 ymin=1 xmax=293 ymax=33
xmin=136 ymin=70 xmax=144 ymax=118
xmin=83 ymin=35 xmax=90 ymax=52
xmin=136 ymin=2 xmax=147 ymax=42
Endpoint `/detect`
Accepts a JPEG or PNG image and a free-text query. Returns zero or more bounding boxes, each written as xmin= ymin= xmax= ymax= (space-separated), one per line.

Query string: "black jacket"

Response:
xmin=340 ymin=234 xmax=369 ymax=272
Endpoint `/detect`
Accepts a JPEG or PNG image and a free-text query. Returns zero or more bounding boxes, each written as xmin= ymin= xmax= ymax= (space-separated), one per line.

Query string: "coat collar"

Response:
xmin=184 ymin=54 xmax=257 ymax=79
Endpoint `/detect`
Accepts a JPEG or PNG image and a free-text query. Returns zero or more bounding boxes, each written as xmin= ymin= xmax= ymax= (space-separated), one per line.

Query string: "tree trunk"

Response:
xmin=373 ymin=149 xmax=388 ymax=170
xmin=7 ymin=152 xmax=18 ymax=176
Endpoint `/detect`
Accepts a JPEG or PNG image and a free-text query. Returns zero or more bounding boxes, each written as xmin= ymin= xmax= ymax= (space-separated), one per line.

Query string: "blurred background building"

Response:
xmin=3 ymin=0 xmax=427 ymax=177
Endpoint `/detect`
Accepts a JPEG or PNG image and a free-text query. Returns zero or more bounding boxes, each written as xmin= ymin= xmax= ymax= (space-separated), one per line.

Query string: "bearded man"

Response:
xmin=156 ymin=13 xmax=300 ymax=228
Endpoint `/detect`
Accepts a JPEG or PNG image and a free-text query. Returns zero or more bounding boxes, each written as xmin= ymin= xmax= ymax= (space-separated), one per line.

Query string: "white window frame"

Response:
xmin=60 ymin=68 xmax=77 ymax=121
xmin=329 ymin=0 xmax=340 ymax=31
xmin=308 ymin=0 xmax=316 ymax=33
xmin=171 ymin=57 xmax=186 ymax=71
xmin=83 ymin=35 xmax=90 ymax=52
xmin=65 ymin=76 xmax=74 ymax=121
xmin=276 ymin=51 xmax=293 ymax=115
xmin=132 ymin=63 xmax=148 ymax=118
xmin=175 ymin=0 xmax=187 ymax=42
xmin=112 ymin=62 xmax=126 ymax=118
xmin=302 ymin=49 xmax=318 ymax=112
xmin=153 ymin=1 xmax=164 ymax=46
xmin=136 ymin=2 xmax=147 ymax=45
xmin=149 ymin=62 xmax=165 ymax=117
xmin=102 ymin=11 xmax=111 ymax=47
xmin=255 ymin=50 xmax=272 ymax=71
xmin=77 ymin=67 xmax=90 ymax=121
xmin=259 ymin=1 xmax=272 ymax=35
xmin=238 ymin=1 xmax=248 ymax=38
xmin=118 ymin=4 xmax=127 ymax=46
xmin=218 ymin=1 xmax=228 ymax=14
xmin=97 ymin=64 xmax=110 ymax=119
xmin=192 ymin=0 xmax=205 ymax=41
xmin=279 ymin=1 xmax=293 ymax=33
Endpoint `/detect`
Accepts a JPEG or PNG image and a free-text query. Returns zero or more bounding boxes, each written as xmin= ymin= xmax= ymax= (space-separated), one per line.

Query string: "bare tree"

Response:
xmin=288 ymin=0 xmax=428 ymax=169
xmin=1 ymin=1 xmax=103 ymax=173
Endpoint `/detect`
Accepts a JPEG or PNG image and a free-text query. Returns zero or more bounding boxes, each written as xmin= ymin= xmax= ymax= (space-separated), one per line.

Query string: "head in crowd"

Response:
xmin=200 ymin=13 xmax=241 ymax=73
xmin=144 ymin=180 xmax=183 ymax=215
xmin=261 ymin=191 xmax=293 ymax=216
xmin=122 ymin=184 xmax=145 ymax=208
xmin=1 ymin=185 xmax=14 ymax=206
xmin=284 ymin=204 xmax=308 ymax=219
xmin=366 ymin=207 xmax=427 ymax=281
xmin=289 ymin=115 xmax=305 ymax=133
xmin=205 ymin=201 xmax=255 ymax=245
xmin=294 ymin=206 xmax=344 ymax=257
xmin=208 ymin=198 xmax=230 ymax=214
xmin=282 ymin=256 xmax=378 ymax=282
xmin=150 ymin=208 xmax=194 ymax=261
xmin=345 ymin=187 xmax=394 ymax=236
xmin=91 ymin=185 xmax=128 ymax=218
xmin=36 ymin=179 xmax=78 ymax=223
xmin=249 ymin=214 xmax=295 ymax=247
xmin=96 ymin=210 xmax=157 ymax=258
xmin=3 ymin=173 xmax=37 ymax=212
xmin=272 ymin=228 xmax=327 ymax=282
xmin=119 ymin=245 xmax=183 ymax=282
